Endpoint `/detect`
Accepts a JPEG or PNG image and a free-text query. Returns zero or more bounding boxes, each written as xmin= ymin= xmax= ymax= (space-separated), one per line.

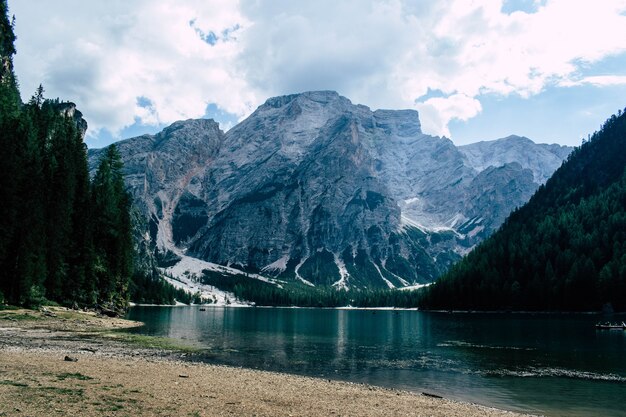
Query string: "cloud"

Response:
xmin=10 ymin=0 xmax=626 ymax=142
xmin=560 ymin=75 xmax=626 ymax=87
xmin=415 ymin=94 xmax=482 ymax=138
xmin=11 ymin=0 xmax=257 ymax=143
xmin=236 ymin=0 xmax=626 ymax=136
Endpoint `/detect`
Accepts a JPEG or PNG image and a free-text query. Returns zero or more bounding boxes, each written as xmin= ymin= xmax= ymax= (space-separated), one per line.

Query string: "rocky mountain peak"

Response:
xmin=92 ymin=92 xmax=574 ymax=290
xmin=159 ymin=118 xmax=222 ymax=139
xmin=153 ymin=118 xmax=223 ymax=154
xmin=459 ymin=135 xmax=574 ymax=183
xmin=373 ymin=109 xmax=422 ymax=136
xmin=56 ymin=102 xmax=88 ymax=138
xmin=262 ymin=90 xmax=345 ymax=108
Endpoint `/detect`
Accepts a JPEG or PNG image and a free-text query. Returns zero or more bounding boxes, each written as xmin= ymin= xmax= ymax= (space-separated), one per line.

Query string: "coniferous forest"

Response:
xmin=3 ymin=0 xmax=626 ymax=312
xmin=421 ymin=109 xmax=626 ymax=312
xmin=0 ymin=1 xmax=134 ymax=311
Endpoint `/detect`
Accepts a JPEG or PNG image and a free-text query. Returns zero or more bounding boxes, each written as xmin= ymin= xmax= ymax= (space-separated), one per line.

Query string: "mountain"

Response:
xmin=458 ymin=135 xmax=572 ymax=184
xmin=89 ymin=91 xmax=572 ymax=291
xmin=422 ymin=109 xmax=626 ymax=311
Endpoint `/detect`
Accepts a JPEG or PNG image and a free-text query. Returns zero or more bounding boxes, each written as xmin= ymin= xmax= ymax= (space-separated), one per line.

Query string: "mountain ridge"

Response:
xmin=88 ymin=91 xmax=573 ymax=293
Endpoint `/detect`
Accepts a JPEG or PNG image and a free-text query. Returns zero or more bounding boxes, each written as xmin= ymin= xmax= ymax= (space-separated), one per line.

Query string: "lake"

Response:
xmin=126 ymin=306 xmax=626 ymax=417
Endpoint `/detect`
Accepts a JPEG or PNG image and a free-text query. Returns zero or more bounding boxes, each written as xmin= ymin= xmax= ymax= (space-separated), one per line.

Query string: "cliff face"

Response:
xmin=89 ymin=91 xmax=573 ymax=289
xmin=56 ymin=102 xmax=88 ymax=138
xmin=89 ymin=119 xmax=224 ymax=271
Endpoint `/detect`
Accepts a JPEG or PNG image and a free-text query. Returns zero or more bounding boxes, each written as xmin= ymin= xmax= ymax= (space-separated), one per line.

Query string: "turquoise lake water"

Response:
xmin=126 ymin=306 xmax=626 ymax=416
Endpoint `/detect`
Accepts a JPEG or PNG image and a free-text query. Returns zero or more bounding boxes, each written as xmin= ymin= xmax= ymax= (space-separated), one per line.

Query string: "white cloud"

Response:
xmin=560 ymin=75 xmax=626 ymax=87
xmin=415 ymin=94 xmax=482 ymax=138
xmin=10 ymin=0 xmax=626 ymax=142
xmin=237 ymin=0 xmax=626 ymax=136
xmin=12 ymin=0 xmax=257 ymax=143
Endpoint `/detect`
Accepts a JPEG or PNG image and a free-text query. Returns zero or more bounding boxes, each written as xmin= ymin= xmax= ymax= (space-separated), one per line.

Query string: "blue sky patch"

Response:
xmin=501 ymin=0 xmax=545 ymax=15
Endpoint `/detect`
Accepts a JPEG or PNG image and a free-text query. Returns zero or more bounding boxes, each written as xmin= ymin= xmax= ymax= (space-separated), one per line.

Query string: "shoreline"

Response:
xmin=131 ymin=303 xmax=619 ymax=315
xmin=0 ymin=307 xmax=536 ymax=417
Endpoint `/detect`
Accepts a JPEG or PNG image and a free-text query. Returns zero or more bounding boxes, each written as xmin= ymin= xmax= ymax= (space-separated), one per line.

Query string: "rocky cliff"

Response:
xmin=89 ymin=91 xmax=573 ymax=290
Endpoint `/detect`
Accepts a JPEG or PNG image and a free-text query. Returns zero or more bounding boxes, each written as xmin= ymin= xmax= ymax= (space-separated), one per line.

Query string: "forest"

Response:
xmin=421 ymin=109 xmax=626 ymax=312
xmin=0 ymin=2 xmax=150 ymax=312
xmin=201 ymin=270 xmax=421 ymax=308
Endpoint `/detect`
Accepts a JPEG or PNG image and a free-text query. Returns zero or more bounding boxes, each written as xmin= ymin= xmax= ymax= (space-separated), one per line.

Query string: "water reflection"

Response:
xmin=127 ymin=307 xmax=626 ymax=417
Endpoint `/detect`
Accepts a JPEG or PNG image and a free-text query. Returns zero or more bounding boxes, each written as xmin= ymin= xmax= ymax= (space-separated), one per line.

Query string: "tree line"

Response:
xmin=0 ymin=1 xmax=133 ymax=312
xmin=201 ymin=270 xmax=422 ymax=308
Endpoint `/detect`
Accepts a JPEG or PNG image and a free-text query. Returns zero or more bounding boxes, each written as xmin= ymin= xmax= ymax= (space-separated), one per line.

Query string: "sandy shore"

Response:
xmin=0 ymin=307 xmax=535 ymax=417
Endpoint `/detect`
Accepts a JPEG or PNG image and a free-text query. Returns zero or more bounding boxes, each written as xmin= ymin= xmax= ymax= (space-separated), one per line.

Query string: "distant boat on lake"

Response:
xmin=595 ymin=322 xmax=626 ymax=330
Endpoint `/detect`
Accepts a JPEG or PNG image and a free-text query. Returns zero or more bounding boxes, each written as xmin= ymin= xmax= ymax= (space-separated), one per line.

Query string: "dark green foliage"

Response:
xmin=129 ymin=270 xmax=195 ymax=305
xmin=0 ymin=0 xmax=19 ymax=120
xmin=172 ymin=193 xmax=208 ymax=245
xmin=201 ymin=270 xmax=422 ymax=308
xmin=0 ymin=97 xmax=88 ymax=307
xmin=0 ymin=4 xmax=135 ymax=311
xmin=344 ymin=249 xmax=389 ymax=289
xmin=91 ymin=145 xmax=134 ymax=311
xmin=0 ymin=1 xmax=15 ymax=58
xmin=155 ymin=249 xmax=182 ymax=268
xmin=298 ymin=249 xmax=340 ymax=285
xmin=422 ymin=109 xmax=626 ymax=312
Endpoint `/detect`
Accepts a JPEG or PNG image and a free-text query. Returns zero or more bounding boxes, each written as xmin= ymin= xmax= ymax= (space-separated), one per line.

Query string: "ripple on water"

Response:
xmin=437 ymin=340 xmax=537 ymax=351
xmin=484 ymin=367 xmax=626 ymax=383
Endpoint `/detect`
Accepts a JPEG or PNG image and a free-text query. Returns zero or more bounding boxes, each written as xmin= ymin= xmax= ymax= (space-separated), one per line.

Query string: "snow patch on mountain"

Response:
xmin=373 ymin=263 xmax=395 ymax=289
xmin=294 ymin=257 xmax=315 ymax=287
xmin=161 ymin=254 xmax=285 ymax=305
xmin=332 ymin=253 xmax=350 ymax=290
xmin=399 ymin=283 xmax=432 ymax=291
xmin=261 ymin=255 xmax=290 ymax=274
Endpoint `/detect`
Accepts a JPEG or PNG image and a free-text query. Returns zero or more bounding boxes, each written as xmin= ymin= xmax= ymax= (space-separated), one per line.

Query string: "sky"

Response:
xmin=9 ymin=0 xmax=626 ymax=148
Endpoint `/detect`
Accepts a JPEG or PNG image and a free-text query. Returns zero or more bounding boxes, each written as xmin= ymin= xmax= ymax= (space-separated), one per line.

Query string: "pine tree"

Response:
xmin=65 ymin=128 xmax=94 ymax=305
xmin=0 ymin=0 xmax=21 ymax=303
xmin=91 ymin=145 xmax=134 ymax=312
xmin=0 ymin=0 xmax=19 ymax=120
xmin=8 ymin=108 xmax=47 ymax=306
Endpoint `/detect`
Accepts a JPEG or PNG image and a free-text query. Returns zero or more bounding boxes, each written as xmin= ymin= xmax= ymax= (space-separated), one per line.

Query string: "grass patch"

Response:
xmin=0 ymin=305 xmax=19 ymax=311
xmin=0 ymin=312 xmax=40 ymax=321
xmin=97 ymin=395 xmax=131 ymax=412
xmin=98 ymin=404 xmax=124 ymax=412
xmin=56 ymin=311 xmax=88 ymax=319
xmin=0 ymin=380 xmax=28 ymax=387
xmin=102 ymin=331 xmax=202 ymax=353
xmin=40 ymin=386 xmax=85 ymax=396
xmin=56 ymin=372 xmax=93 ymax=381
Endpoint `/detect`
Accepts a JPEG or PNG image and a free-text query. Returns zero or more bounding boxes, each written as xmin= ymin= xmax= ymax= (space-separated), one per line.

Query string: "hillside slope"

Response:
xmin=422 ymin=109 xmax=626 ymax=311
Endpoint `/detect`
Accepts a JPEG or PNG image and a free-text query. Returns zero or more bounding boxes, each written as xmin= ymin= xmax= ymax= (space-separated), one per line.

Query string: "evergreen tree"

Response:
xmin=0 ymin=0 xmax=21 ymax=303
xmin=65 ymin=130 xmax=94 ymax=305
xmin=2 ymin=111 xmax=47 ymax=306
xmin=91 ymin=145 xmax=134 ymax=311
xmin=0 ymin=0 xmax=19 ymax=120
